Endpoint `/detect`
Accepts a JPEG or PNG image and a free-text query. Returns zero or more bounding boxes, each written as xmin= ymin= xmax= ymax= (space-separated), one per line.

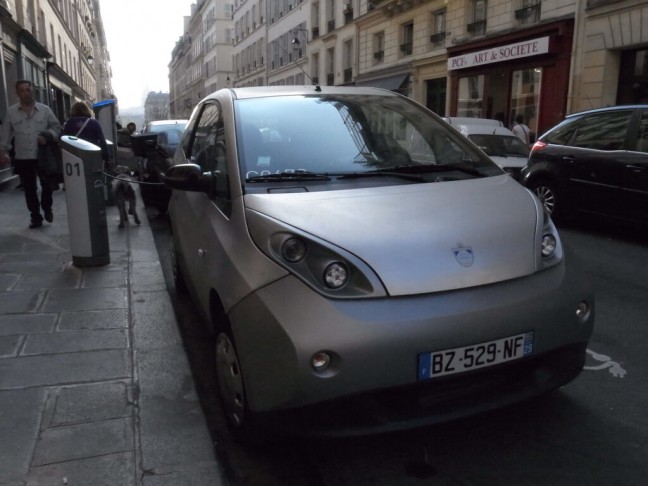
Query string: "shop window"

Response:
xmin=510 ymin=68 xmax=541 ymax=140
xmin=515 ymin=0 xmax=541 ymax=25
xmin=457 ymin=75 xmax=484 ymax=118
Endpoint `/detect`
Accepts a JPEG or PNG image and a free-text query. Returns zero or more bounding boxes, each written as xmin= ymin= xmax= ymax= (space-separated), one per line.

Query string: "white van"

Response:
xmin=443 ymin=117 xmax=530 ymax=181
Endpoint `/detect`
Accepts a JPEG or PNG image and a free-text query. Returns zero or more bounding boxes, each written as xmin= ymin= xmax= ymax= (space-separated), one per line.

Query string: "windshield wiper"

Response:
xmin=246 ymin=171 xmax=331 ymax=182
xmin=339 ymin=163 xmax=486 ymax=180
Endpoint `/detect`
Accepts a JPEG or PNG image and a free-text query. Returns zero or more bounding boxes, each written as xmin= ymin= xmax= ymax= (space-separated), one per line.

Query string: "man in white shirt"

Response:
xmin=512 ymin=114 xmax=530 ymax=145
xmin=0 ymin=80 xmax=61 ymax=228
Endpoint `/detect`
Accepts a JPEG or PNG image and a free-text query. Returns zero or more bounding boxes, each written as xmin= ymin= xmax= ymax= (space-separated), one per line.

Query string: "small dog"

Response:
xmin=112 ymin=166 xmax=141 ymax=228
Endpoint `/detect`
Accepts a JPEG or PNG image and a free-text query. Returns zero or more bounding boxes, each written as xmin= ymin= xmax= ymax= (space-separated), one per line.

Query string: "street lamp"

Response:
xmin=87 ymin=55 xmax=94 ymax=66
xmin=291 ymin=27 xmax=310 ymax=48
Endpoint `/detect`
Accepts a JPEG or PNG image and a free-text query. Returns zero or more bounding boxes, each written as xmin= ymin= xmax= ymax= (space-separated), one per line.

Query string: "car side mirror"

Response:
xmin=163 ymin=163 xmax=214 ymax=193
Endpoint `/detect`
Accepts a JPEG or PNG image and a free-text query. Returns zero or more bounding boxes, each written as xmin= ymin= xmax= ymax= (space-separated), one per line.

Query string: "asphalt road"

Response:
xmin=148 ymin=207 xmax=648 ymax=486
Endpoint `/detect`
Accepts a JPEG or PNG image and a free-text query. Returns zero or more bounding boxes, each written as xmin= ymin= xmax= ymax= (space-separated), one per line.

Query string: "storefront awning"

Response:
xmin=355 ymin=73 xmax=409 ymax=91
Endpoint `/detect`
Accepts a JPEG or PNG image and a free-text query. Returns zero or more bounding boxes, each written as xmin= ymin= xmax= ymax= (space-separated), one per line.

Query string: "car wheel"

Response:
xmin=215 ymin=329 xmax=263 ymax=444
xmin=529 ymin=178 xmax=568 ymax=222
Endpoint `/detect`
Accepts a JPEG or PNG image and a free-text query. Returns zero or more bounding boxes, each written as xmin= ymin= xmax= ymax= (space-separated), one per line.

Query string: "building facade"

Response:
xmin=0 ymin=0 xmax=113 ymax=123
xmin=168 ymin=0 xmax=648 ymax=138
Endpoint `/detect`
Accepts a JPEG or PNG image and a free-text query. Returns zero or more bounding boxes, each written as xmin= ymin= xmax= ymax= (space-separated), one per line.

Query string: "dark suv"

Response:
xmin=521 ymin=105 xmax=648 ymax=224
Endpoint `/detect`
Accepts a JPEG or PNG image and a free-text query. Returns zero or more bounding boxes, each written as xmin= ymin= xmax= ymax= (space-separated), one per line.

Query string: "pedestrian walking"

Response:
xmin=512 ymin=114 xmax=530 ymax=145
xmin=62 ymin=101 xmax=110 ymax=162
xmin=0 ymin=80 xmax=61 ymax=228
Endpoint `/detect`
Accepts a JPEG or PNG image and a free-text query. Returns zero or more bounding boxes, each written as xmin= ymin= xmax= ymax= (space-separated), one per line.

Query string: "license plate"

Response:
xmin=418 ymin=331 xmax=534 ymax=380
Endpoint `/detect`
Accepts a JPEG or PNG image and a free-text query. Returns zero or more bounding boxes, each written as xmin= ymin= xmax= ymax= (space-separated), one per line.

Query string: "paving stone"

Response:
xmin=142 ymin=462 xmax=225 ymax=486
xmin=0 ymin=349 xmax=130 ymax=389
xmin=17 ymin=270 xmax=81 ymax=290
xmin=43 ymin=287 xmax=127 ymax=312
xmin=48 ymin=381 xmax=132 ymax=426
xmin=0 ymin=314 xmax=56 ymax=336
xmin=22 ymin=329 xmax=128 ymax=355
xmin=0 ymin=273 xmax=20 ymax=291
xmin=131 ymin=261 xmax=167 ymax=291
xmin=82 ymin=267 xmax=128 ymax=288
xmin=26 ymin=452 xmax=136 ymax=486
xmin=0 ymin=334 xmax=23 ymax=357
xmin=132 ymin=290 xmax=183 ymax=350
xmin=58 ymin=309 xmax=128 ymax=331
xmin=0 ymin=389 xmax=47 ymax=483
xmin=32 ymin=417 xmax=134 ymax=466
xmin=0 ymin=289 xmax=44 ymax=313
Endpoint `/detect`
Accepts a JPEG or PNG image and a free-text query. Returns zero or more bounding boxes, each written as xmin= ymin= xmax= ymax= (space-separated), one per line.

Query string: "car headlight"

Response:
xmin=538 ymin=217 xmax=563 ymax=270
xmin=246 ymin=211 xmax=386 ymax=298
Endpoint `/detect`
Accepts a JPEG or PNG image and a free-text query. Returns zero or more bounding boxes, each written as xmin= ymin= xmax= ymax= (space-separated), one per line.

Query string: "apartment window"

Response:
xmin=327 ymin=0 xmax=335 ymax=33
xmin=326 ymin=47 xmax=335 ymax=85
xmin=430 ymin=9 xmax=446 ymax=47
xmin=515 ymin=0 xmax=540 ymax=25
xmin=467 ymin=0 xmax=487 ymax=36
xmin=343 ymin=39 xmax=353 ymax=83
xmin=373 ymin=32 xmax=385 ymax=64
xmin=400 ymin=22 xmax=413 ymax=56
xmin=343 ymin=2 xmax=354 ymax=24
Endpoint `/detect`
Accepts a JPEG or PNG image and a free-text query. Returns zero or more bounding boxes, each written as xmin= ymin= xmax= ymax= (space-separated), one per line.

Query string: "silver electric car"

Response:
xmin=163 ymin=86 xmax=594 ymax=439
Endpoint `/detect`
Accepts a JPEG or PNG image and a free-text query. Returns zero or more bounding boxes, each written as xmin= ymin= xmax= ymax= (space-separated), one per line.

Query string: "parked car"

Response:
xmin=444 ymin=117 xmax=530 ymax=180
xmin=0 ymin=163 xmax=17 ymax=188
xmin=164 ymin=86 xmax=594 ymax=440
xmin=133 ymin=119 xmax=188 ymax=211
xmin=521 ymin=105 xmax=648 ymax=223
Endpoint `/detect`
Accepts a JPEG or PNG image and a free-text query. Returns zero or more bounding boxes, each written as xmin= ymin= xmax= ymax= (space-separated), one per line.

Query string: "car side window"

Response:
xmin=571 ymin=111 xmax=633 ymax=150
xmin=635 ymin=111 xmax=648 ymax=153
xmin=190 ymin=102 xmax=231 ymax=216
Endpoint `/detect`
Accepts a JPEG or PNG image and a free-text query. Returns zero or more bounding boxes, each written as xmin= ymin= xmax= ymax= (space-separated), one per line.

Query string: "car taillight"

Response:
xmin=531 ymin=141 xmax=547 ymax=152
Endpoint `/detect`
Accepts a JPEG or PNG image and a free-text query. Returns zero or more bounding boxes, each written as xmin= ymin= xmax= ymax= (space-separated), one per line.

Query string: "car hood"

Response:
xmin=244 ymin=176 xmax=542 ymax=296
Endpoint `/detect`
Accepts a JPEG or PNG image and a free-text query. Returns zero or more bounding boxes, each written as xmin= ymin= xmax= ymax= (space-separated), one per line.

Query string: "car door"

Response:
xmin=568 ymin=109 xmax=634 ymax=217
xmin=623 ymin=109 xmax=648 ymax=223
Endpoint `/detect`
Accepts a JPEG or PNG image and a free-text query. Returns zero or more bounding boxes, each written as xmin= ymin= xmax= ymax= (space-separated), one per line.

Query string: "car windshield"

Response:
xmin=467 ymin=134 xmax=530 ymax=157
xmin=235 ymin=94 xmax=501 ymax=188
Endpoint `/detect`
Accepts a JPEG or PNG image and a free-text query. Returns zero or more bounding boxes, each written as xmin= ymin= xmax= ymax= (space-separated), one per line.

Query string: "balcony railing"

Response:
xmin=373 ymin=50 xmax=384 ymax=60
xmin=467 ymin=19 xmax=486 ymax=35
xmin=327 ymin=19 xmax=335 ymax=33
xmin=430 ymin=32 xmax=447 ymax=46
xmin=400 ymin=42 xmax=413 ymax=55
xmin=312 ymin=26 xmax=320 ymax=39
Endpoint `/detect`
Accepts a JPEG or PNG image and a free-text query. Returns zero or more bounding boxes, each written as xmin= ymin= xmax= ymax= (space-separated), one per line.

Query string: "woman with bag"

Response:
xmin=62 ymin=101 xmax=110 ymax=162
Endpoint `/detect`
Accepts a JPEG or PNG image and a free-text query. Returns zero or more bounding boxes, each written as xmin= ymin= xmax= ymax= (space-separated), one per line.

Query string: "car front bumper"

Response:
xmin=228 ymin=262 xmax=593 ymax=432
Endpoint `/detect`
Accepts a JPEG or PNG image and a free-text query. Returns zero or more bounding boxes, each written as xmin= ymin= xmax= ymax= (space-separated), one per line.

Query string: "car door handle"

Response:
xmin=198 ymin=249 xmax=206 ymax=258
xmin=561 ymin=156 xmax=576 ymax=164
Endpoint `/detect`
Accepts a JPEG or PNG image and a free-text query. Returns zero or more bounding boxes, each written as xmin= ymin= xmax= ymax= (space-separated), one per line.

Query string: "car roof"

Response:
xmin=205 ymin=85 xmax=402 ymax=101
xmin=147 ymin=119 xmax=188 ymax=125
xmin=564 ymin=105 xmax=648 ymax=119
xmin=443 ymin=117 xmax=504 ymax=128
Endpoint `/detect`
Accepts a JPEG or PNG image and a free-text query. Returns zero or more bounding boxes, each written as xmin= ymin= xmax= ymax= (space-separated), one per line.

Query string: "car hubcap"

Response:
xmin=215 ymin=333 xmax=246 ymax=427
xmin=534 ymin=185 xmax=555 ymax=214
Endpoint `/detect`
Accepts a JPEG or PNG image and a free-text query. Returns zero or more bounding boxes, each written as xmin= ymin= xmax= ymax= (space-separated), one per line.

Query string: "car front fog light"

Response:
xmin=282 ymin=237 xmax=306 ymax=263
xmin=324 ymin=262 xmax=348 ymax=289
xmin=541 ymin=234 xmax=557 ymax=257
xmin=311 ymin=351 xmax=331 ymax=371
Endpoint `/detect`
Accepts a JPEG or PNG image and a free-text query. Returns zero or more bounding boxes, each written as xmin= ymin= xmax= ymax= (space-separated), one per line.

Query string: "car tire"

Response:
xmin=214 ymin=327 xmax=264 ymax=445
xmin=528 ymin=177 xmax=569 ymax=222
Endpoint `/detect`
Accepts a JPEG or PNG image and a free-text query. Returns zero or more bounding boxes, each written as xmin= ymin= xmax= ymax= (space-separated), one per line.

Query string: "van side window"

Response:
xmin=572 ymin=111 xmax=633 ymax=150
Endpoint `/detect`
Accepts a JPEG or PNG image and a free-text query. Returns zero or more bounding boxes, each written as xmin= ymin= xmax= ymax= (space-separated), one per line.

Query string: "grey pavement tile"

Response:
xmin=82 ymin=267 xmax=128 ymax=288
xmin=0 ymin=334 xmax=23 ymax=357
xmin=0 ymin=289 xmax=45 ymax=313
xmin=48 ymin=381 xmax=132 ymax=426
xmin=0 ymin=259 xmax=68 ymax=274
xmin=0 ymin=314 xmax=57 ymax=336
xmin=0 ymin=252 xmax=65 ymax=264
xmin=42 ymin=287 xmax=127 ymax=312
xmin=132 ymin=291 xmax=183 ymax=350
xmin=26 ymin=452 xmax=135 ymax=486
xmin=137 ymin=348 xmax=198 ymax=401
xmin=0 ymin=349 xmax=130 ymax=389
xmin=142 ymin=462 xmax=225 ymax=486
xmin=0 ymin=389 xmax=47 ymax=482
xmin=139 ymin=397 xmax=216 ymax=471
xmin=32 ymin=417 xmax=134 ymax=466
xmin=131 ymin=261 xmax=167 ymax=291
xmin=58 ymin=308 xmax=128 ymax=331
xmin=17 ymin=270 xmax=82 ymax=290
xmin=22 ymin=329 xmax=129 ymax=355
xmin=0 ymin=273 xmax=20 ymax=291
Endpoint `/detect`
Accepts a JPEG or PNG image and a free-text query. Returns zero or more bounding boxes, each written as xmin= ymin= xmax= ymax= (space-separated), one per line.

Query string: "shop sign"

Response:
xmin=448 ymin=37 xmax=549 ymax=71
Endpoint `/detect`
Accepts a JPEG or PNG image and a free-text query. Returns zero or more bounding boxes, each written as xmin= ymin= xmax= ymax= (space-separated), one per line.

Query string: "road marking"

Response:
xmin=584 ymin=349 xmax=626 ymax=378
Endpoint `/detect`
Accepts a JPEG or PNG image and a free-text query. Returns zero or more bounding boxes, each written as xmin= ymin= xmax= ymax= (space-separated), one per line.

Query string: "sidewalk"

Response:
xmin=0 ymin=181 xmax=225 ymax=485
